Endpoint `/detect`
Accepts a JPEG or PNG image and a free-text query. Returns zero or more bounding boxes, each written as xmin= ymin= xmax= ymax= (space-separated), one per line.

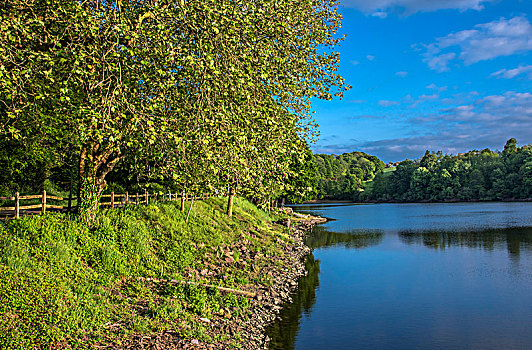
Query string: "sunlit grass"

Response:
xmin=0 ymin=198 xmax=286 ymax=349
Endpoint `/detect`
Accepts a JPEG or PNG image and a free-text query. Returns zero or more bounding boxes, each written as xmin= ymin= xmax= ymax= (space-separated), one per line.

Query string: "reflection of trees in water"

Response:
xmin=399 ymin=227 xmax=532 ymax=260
xmin=266 ymin=255 xmax=320 ymax=350
xmin=266 ymin=226 xmax=384 ymax=349
xmin=305 ymin=225 xmax=384 ymax=249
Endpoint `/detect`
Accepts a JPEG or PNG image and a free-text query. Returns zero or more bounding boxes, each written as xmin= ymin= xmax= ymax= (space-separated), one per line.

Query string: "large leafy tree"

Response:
xmin=1 ymin=0 xmax=349 ymax=219
xmin=1 ymin=0 xmax=184 ymax=219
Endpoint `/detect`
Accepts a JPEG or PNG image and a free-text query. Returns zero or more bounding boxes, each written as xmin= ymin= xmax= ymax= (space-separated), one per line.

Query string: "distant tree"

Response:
xmin=503 ymin=138 xmax=518 ymax=154
xmin=420 ymin=150 xmax=439 ymax=170
xmin=312 ymin=151 xmax=385 ymax=199
xmin=390 ymin=159 xmax=417 ymax=197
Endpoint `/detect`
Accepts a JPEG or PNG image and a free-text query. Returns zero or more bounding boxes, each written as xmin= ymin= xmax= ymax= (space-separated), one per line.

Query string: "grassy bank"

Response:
xmin=0 ymin=198 xmax=293 ymax=349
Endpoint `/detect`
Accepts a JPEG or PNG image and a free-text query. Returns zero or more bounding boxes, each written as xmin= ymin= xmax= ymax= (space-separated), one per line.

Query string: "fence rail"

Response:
xmin=0 ymin=190 xmax=206 ymax=219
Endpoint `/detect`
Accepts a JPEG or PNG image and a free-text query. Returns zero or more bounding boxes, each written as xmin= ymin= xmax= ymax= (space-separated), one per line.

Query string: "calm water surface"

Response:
xmin=266 ymin=202 xmax=532 ymax=350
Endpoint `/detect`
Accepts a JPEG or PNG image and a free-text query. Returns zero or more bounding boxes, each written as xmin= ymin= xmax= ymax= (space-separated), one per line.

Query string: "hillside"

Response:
xmin=0 ymin=198 xmax=313 ymax=349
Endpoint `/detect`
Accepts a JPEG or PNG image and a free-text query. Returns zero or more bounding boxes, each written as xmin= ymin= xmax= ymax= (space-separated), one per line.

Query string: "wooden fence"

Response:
xmin=0 ymin=190 xmax=202 ymax=219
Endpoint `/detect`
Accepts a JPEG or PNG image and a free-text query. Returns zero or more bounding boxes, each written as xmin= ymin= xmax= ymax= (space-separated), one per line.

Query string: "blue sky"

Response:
xmin=312 ymin=0 xmax=532 ymax=162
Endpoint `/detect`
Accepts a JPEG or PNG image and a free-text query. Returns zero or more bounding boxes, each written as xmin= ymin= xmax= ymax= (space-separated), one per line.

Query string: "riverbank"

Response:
xmin=0 ymin=197 xmax=324 ymax=349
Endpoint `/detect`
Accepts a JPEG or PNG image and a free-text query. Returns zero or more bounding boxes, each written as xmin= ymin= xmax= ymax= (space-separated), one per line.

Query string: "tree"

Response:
xmin=283 ymin=145 xmax=319 ymax=203
xmin=1 ymin=0 xmax=187 ymax=219
xmin=1 ymin=0 xmax=350 ymax=219
xmin=390 ymin=159 xmax=417 ymax=198
xmin=420 ymin=150 xmax=438 ymax=170
xmin=503 ymin=138 xmax=517 ymax=155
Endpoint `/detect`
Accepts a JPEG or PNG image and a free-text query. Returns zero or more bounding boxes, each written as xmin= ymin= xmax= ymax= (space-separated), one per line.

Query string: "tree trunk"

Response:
xmin=78 ymin=142 xmax=122 ymax=223
xmin=186 ymin=197 xmax=195 ymax=223
xmin=181 ymin=189 xmax=186 ymax=212
xmin=227 ymin=186 xmax=236 ymax=217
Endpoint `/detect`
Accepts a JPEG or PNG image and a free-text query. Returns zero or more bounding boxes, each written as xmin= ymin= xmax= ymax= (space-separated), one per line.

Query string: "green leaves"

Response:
xmin=1 ymin=0 xmax=349 ymax=206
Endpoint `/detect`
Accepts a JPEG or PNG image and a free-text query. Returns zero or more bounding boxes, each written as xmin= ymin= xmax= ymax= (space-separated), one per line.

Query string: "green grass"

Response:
xmin=382 ymin=167 xmax=397 ymax=175
xmin=363 ymin=167 xmax=397 ymax=193
xmin=0 ymin=198 xmax=287 ymax=349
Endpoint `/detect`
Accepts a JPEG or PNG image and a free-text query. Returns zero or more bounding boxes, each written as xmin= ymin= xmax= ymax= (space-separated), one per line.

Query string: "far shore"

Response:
xmin=300 ymin=199 xmax=355 ymax=204
xmin=299 ymin=198 xmax=532 ymax=205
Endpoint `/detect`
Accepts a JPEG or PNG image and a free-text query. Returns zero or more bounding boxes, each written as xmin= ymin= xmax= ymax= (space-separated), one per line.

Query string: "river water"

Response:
xmin=266 ymin=202 xmax=532 ymax=350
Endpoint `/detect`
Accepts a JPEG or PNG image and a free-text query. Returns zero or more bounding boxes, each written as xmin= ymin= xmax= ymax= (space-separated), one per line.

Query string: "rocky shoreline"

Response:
xmin=118 ymin=214 xmax=326 ymax=350
xmin=239 ymin=215 xmax=326 ymax=350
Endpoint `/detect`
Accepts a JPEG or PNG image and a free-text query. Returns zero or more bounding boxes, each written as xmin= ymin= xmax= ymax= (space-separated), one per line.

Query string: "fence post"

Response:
xmin=168 ymin=191 xmax=171 ymax=201
xmin=136 ymin=193 xmax=139 ymax=205
xmin=111 ymin=191 xmax=115 ymax=208
xmin=15 ymin=192 xmax=19 ymax=219
xmin=181 ymin=190 xmax=185 ymax=212
xmin=42 ymin=190 xmax=47 ymax=214
xmin=155 ymin=193 xmax=158 ymax=202
xmin=145 ymin=190 xmax=148 ymax=205
xmin=125 ymin=191 xmax=129 ymax=204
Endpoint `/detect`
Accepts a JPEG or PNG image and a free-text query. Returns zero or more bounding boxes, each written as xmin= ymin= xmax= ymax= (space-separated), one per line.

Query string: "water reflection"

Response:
xmin=266 ymin=255 xmax=320 ymax=350
xmin=399 ymin=226 xmax=532 ymax=260
xmin=266 ymin=227 xmax=384 ymax=349
xmin=272 ymin=226 xmax=532 ymax=350
xmin=305 ymin=225 xmax=384 ymax=249
xmin=268 ymin=204 xmax=532 ymax=349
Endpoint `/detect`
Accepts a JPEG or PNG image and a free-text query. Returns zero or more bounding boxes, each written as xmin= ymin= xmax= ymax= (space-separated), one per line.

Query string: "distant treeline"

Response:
xmin=313 ymin=152 xmax=384 ymax=199
xmin=366 ymin=138 xmax=532 ymax=202
xmin=312 ymin=138 xmax=532 ymax=202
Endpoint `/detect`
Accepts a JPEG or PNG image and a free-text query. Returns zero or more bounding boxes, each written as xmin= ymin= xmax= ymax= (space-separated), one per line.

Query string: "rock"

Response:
xmin=275 ymin=218 xmax=291 ymax=228
xmin=281 ymin=207 xmax=293 ymax=214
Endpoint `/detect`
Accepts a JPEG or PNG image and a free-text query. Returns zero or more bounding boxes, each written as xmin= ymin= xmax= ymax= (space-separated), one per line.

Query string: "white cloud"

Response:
xmin=491 ymin=65 xmax=532 ymax=80
xmin=422 ymin=16 xmax=532 ymax=72
xmin=395 ymin=71 xmax=408 ymax=77
xmin=349 ymin=60 xmax=360 ymax=65
xmin=426 ymin=53 xmax=456 ymax=72
xmin=409 ymin=93 xmax=440 ymax=107
xmin=366 ymin=55 xmax=375 ymax=61
xmin=440 ymin=92 xmax=532 ymax=125
xmin=379 ymin=100 xmax=400 ymax=107
xmin=371 ymin=11 xmax=388 ymax=19
xmin=364 ymin=91 xmax=532 ymax=160
xmin=313 ymin=90 xmax=532 ymax=162
xmin=341 ymin=0 xmax=491 ymax=16
xmin=426 ymin=83 xmax=448 ymax=92
xmin=419 ymin=94 xmax=439 ymax=101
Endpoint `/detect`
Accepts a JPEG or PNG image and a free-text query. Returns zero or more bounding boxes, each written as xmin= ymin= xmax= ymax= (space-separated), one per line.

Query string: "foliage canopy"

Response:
xmin=0 ymin=0 xmax=349 ymax=215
